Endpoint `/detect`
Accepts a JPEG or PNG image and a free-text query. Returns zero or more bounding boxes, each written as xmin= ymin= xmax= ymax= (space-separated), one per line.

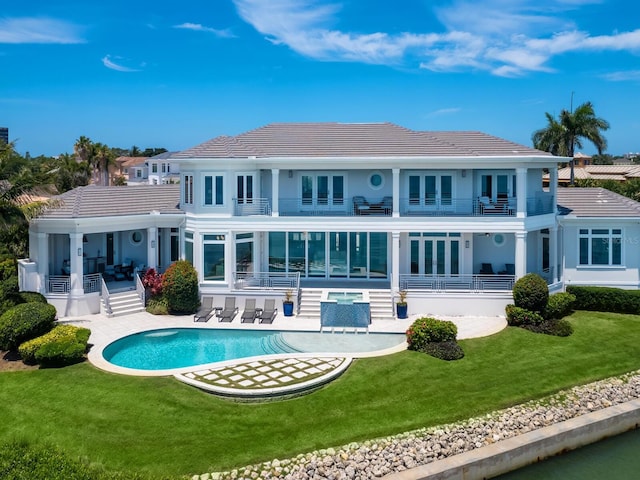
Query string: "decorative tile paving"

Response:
xmin=182 ymin=356 xmax=349 ymax=393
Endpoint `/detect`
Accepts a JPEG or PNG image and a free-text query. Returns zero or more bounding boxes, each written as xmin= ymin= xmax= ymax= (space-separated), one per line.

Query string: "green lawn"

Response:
xmin=1 ymin=310 xmax=639 ymax=478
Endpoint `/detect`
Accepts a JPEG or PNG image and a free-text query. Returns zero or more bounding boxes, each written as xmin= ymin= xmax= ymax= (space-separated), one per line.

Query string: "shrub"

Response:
xmin=524 ymin=319 xmax=574 ymax=337
xmin=146 ymin=296 xmax=169 ymax=315
xmin=422 ymin=341 xmax=465 ymax=361
xmin=0 ymin=302 xmax=56 ymax=351
xmin=505 ymin=304 xmax=544 ymax=327
xmin=141 ymin=268 xmax=163 ymax=298
xmin=566 ymin=285 xmax=640 ymax=314
xmin=512 ymin=273 xmax=549 ymax=313
xmin=35 ymin=339 xmax=87 ymax=367
xmin=0 ymin=290 xmax=48 ymax=317
xmin=406 ymin=317 xmax=458 ymax=351
xmin=543 ymin=292 xmax=576 ymax=320
xmin=19 ymin=325 xmax=90 ymax=364
xmin=161 ymin=260 xmax=199 ymax=314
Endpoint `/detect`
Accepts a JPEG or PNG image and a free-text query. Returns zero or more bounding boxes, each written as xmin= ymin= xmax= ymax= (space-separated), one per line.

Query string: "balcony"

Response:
xmin=231 ymin=193 xmax=556 ymax=218
xmin=399 ymin=274 xmax=516 ymax=292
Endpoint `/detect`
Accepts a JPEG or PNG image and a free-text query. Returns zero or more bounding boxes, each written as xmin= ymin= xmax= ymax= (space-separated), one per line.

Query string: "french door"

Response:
xmin=408 ymin=173 xmax=453 ymax=210
xmin=301 ymin=174 xmax=344 ymax=210
xmin=410 ymin=236 xmax=460 ymax=275
xmin=236 ymin=174 xmax=254 ymax=204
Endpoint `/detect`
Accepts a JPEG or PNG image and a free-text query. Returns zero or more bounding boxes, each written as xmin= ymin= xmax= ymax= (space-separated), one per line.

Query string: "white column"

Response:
xmin=271 ymin=169 xmax=279 ymax=217
xmin=225 ymin=231 xmax=234 ymax=287
xmin=515 ymin=231 xmax=527 ymax=279
xmin=392 ymin=168 xmax=400 ymax=218
xmin=392 ymin=231 xmax=400 ymax=291
xmin=147 ymin=227 xmax=157 ymax=269
xmin=550 ymin=226 xmax=558 ymax=283
xmin=516 ymin=167 xmax=527 ymax=218
xmin=35 ymin=233 xmax=48 ymax=294
xmin=69 ymin=233 xmax=84 ymax=295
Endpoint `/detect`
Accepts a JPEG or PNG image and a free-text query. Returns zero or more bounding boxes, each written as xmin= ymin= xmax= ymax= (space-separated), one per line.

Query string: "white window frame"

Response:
xmin=578 ymin=227 xmax=623 ymax=267
xmin=183 ymin=174 xmax=194 ymax=205
xmin=203 ymin=173 xmax=225 ymax=206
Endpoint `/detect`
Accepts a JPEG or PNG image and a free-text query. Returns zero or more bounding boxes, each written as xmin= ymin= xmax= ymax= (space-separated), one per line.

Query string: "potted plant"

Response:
xmin=396 ymin=290 xmax=408 ymax=319
xmin=283 ymin=289 xmax=294 ymax=317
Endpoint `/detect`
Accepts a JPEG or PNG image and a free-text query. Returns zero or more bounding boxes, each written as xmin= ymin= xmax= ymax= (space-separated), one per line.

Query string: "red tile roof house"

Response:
xmin=19 ymin=123 xmax=640 ymax=319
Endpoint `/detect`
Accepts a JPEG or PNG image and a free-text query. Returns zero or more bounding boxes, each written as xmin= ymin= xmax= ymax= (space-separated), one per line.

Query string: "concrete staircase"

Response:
xmin=297 ymin=288 xmax=323 ymax=321
xmin=102 ymin=290 xmax=145 ymax=318
xmin=296 ymin=288 xmax=396 ymax=322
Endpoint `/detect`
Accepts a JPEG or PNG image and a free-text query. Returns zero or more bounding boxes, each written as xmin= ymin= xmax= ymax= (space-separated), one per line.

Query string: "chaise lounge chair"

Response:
xmin=240 ymin=298 xmax=258 ymax=323
xmin=193 ymin=296 xmax=215 ymax=323
xmin=258 ymin=299 xmax=277 ymax=324
xmin=479 ymin=263 xmax=494 ymax=275
xmin=217 ymin=297 xmax=239 ymax=323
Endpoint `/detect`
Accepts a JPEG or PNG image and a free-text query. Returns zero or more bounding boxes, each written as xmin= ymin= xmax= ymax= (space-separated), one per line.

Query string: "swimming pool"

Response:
xmin=103 ymin=328 xmax=406 ymax=371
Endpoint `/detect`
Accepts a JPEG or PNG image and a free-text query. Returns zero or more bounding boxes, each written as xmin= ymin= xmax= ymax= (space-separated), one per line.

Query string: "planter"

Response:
xmin=396 ymin=303 xmax=408 ymax=319
xmin=283 ymin=301 xmax=294 ymax=317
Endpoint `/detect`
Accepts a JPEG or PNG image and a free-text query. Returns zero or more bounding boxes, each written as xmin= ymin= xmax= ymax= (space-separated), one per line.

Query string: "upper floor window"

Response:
xmin=579 ymin=228 xmax=622 ymax=266
xmin=204 ymin=175 xmax=224 ymax=206
xmin=183 ymin=175 xmax=194 ymax=204
xmin=162 ymin=163 xmax=166 ymax=173
xmin=152 ymin=164 xmax=158 ymax=173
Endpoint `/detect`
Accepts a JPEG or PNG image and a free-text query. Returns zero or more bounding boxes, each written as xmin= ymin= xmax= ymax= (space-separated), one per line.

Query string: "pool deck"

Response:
xmin=60 ymin=312 xmax=507 ymax=376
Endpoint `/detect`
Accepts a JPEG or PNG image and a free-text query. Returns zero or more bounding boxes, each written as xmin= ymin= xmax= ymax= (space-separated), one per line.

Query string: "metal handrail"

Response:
xmin=135 ymin=272 xmax=145 ymax=304
xmin=233 ymin=271 xmax=301 ymax=290
xmin=233 ymin=198 xmax=272 ymax=216
xmin=101 ymin=277 xmax=111 ymax=314
xmin=399 ymin=273 xmax=515 ymax=292
xmin=47 ymin=275 xmax=70 ymax=294
xmin=83 ymin=273 xmax=101 ymax=294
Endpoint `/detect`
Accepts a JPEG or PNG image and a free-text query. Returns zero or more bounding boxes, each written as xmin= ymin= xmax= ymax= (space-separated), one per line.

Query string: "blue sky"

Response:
xmin=2 ymin=0 xmax=640 ymax=157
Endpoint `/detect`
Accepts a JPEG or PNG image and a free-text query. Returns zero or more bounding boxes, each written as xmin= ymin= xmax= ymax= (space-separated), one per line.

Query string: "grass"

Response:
xmin=1 ymin=310 xmax=639 ymax=478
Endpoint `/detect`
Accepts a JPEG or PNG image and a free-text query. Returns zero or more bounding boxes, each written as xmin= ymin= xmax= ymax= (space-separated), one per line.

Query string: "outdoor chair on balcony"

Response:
xmin=258 ymin=299 xmax=277 ymax=324
xmin=194 ymin=296 xmax=215 ymax=323
xmin=498 ymin=263 xmax=515 ymax=276
xmin=479 ymin=263 xmax=494 ymax=275
xmin=240 ymin=298 xmax=259 ymax=323
xmin=353 ymin=196 xmax=370 ymax=215
xmin=217 ymin=297 xmax=239 ymax=323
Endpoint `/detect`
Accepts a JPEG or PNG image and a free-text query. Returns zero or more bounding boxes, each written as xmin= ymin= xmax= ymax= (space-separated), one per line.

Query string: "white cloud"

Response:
xmin=174 ymin=23 xmax=236 ymax=38
xmin=0 ymin=17 xmax=85 ymax=44
xmin=102 ymin=55 xmax=142 ymax=72
xmin=602 ymin=70 xmax=640 ymax=82
xmin=428 ymin=107 xmax=462 ymax=117
xmin=232 ymin=0 xmax=640 ymax=76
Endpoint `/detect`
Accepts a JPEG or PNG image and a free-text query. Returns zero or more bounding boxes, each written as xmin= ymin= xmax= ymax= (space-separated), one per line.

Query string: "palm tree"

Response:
xmin=533 ymin=101 xmax=610 ymax=185
xmin=92 ymin=142 xmax=115 ymax=186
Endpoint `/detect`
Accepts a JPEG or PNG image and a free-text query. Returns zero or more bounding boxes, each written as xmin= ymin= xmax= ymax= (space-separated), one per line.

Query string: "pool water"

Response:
xmin=327 ymin=292 xmax=363 ymax=303
xmin=103 ymin=328 xmax=405 ymax=371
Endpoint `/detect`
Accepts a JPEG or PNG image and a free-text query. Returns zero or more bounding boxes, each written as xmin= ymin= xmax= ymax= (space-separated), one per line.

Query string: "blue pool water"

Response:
xmin=103 ymin=328 xmax=405 ymax=370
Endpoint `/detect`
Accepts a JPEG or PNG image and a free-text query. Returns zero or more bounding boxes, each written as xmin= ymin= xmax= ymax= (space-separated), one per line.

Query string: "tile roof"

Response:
xmin=38 ymin=184 xmax=182 ymax=219
xmin=557 ymin=187 xmax=640 ymax=217
xmin=173 ymin=122 xmax=551 ymax=159
xmin=115 ymin=156 xmax=148 ymax=167
xmin=554 ymin=165 xmax=640 ymax=182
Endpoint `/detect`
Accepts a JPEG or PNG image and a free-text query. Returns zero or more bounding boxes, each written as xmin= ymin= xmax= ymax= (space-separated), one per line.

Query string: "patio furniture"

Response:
xmin=194 ymin=296 xmax=215 ymax=323
xmin=258 ymin=299 xmax=277 ymax=324
xmin=240 ymin=298 xmax=259 ymax=323
xmin=114 ymin=258 xmax=133 ymax=281
xmin=499 ymin=263 xmax=515 ymax=275
xmin=479 ymin=263 xmax=494 ymax=275
xmin=217 ymin=297 xmax=239 ymax=323
xmin=353 ymin=196 xmax=370 ymax=215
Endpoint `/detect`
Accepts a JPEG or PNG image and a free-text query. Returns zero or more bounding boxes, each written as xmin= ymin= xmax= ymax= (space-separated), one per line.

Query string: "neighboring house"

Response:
xmin=147 ymin=151 xmax=180 ymax=185
xmin=544 ymin=164 xmax=640 ymax=186
xmin=112 ymin=156 xmax=149 ymax=185
xmin=19 ymin=123 xmax=640 ymax=317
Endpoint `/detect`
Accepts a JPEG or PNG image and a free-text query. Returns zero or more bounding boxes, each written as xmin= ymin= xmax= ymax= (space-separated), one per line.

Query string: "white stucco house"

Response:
xmin=19 ymin=123 xmax=640 ymax=319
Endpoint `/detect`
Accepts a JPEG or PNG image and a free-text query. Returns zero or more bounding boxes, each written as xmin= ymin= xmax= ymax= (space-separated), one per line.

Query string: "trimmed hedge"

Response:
xmin=566 ymin=285 xmax=640 ymax=314
xmin=524 ymin=319 xmax=574 ymax=337
xmin=0 ymin=302 xmax=56 ymax=351
xmin=0 ymin=290 xmax=47 ymax=316
xmin=19 ymin=325 xmax=90 ymax=365
xmin=35 ymin=340 xmax=87 ymax=367
xmin=406 ymin=317 xmax=458 ymax=351
xmin=505 ymin=304 xmax=544 ymax=327
xmin=161 ymin=260 xmax=199 ymax=314
xmin=422 ymin=341 xmax=465 ymax=361
xmin=512 ymin=273 xmax=549 ymax=313
xmin=543 ymin=292 xmax=576 ymax=320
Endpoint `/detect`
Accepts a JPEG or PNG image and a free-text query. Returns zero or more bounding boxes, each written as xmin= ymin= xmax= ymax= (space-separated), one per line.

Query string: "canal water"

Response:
xmin=495 ymin=427 xmax=640 ymax=479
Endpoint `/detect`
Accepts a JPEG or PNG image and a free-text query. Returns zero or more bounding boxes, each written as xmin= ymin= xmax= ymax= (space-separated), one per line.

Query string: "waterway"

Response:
xmin=495 ymin=427 xmax=640 ymax=479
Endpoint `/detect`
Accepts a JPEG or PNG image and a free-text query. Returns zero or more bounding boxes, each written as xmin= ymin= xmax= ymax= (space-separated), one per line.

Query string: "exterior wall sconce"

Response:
xmin=461 ymin=169 xmax=467 ymax=177
xmin=288 ymin=170 xmax=293 ymax=178
xmin=465 ymin=240 xmax=470 ymax=248
xmin=485 ymin=232 xmax=491 ymax=237
xmin=151 ymin=240 xmax=156 ymax=248
xmin=77 ymin=247 xmax=82 ymax=256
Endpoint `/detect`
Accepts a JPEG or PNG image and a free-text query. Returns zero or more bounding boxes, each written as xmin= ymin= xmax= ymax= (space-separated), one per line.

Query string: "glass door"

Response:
xmin=408 ymin=173 xmax=453 ymax=211
xmin=301 ymin=174 xmax=345 ymax=211
xmin=236 ymin=174 xmax=254 ymax=204
xmin=410 ymin=236 xmax=459 ymax=275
